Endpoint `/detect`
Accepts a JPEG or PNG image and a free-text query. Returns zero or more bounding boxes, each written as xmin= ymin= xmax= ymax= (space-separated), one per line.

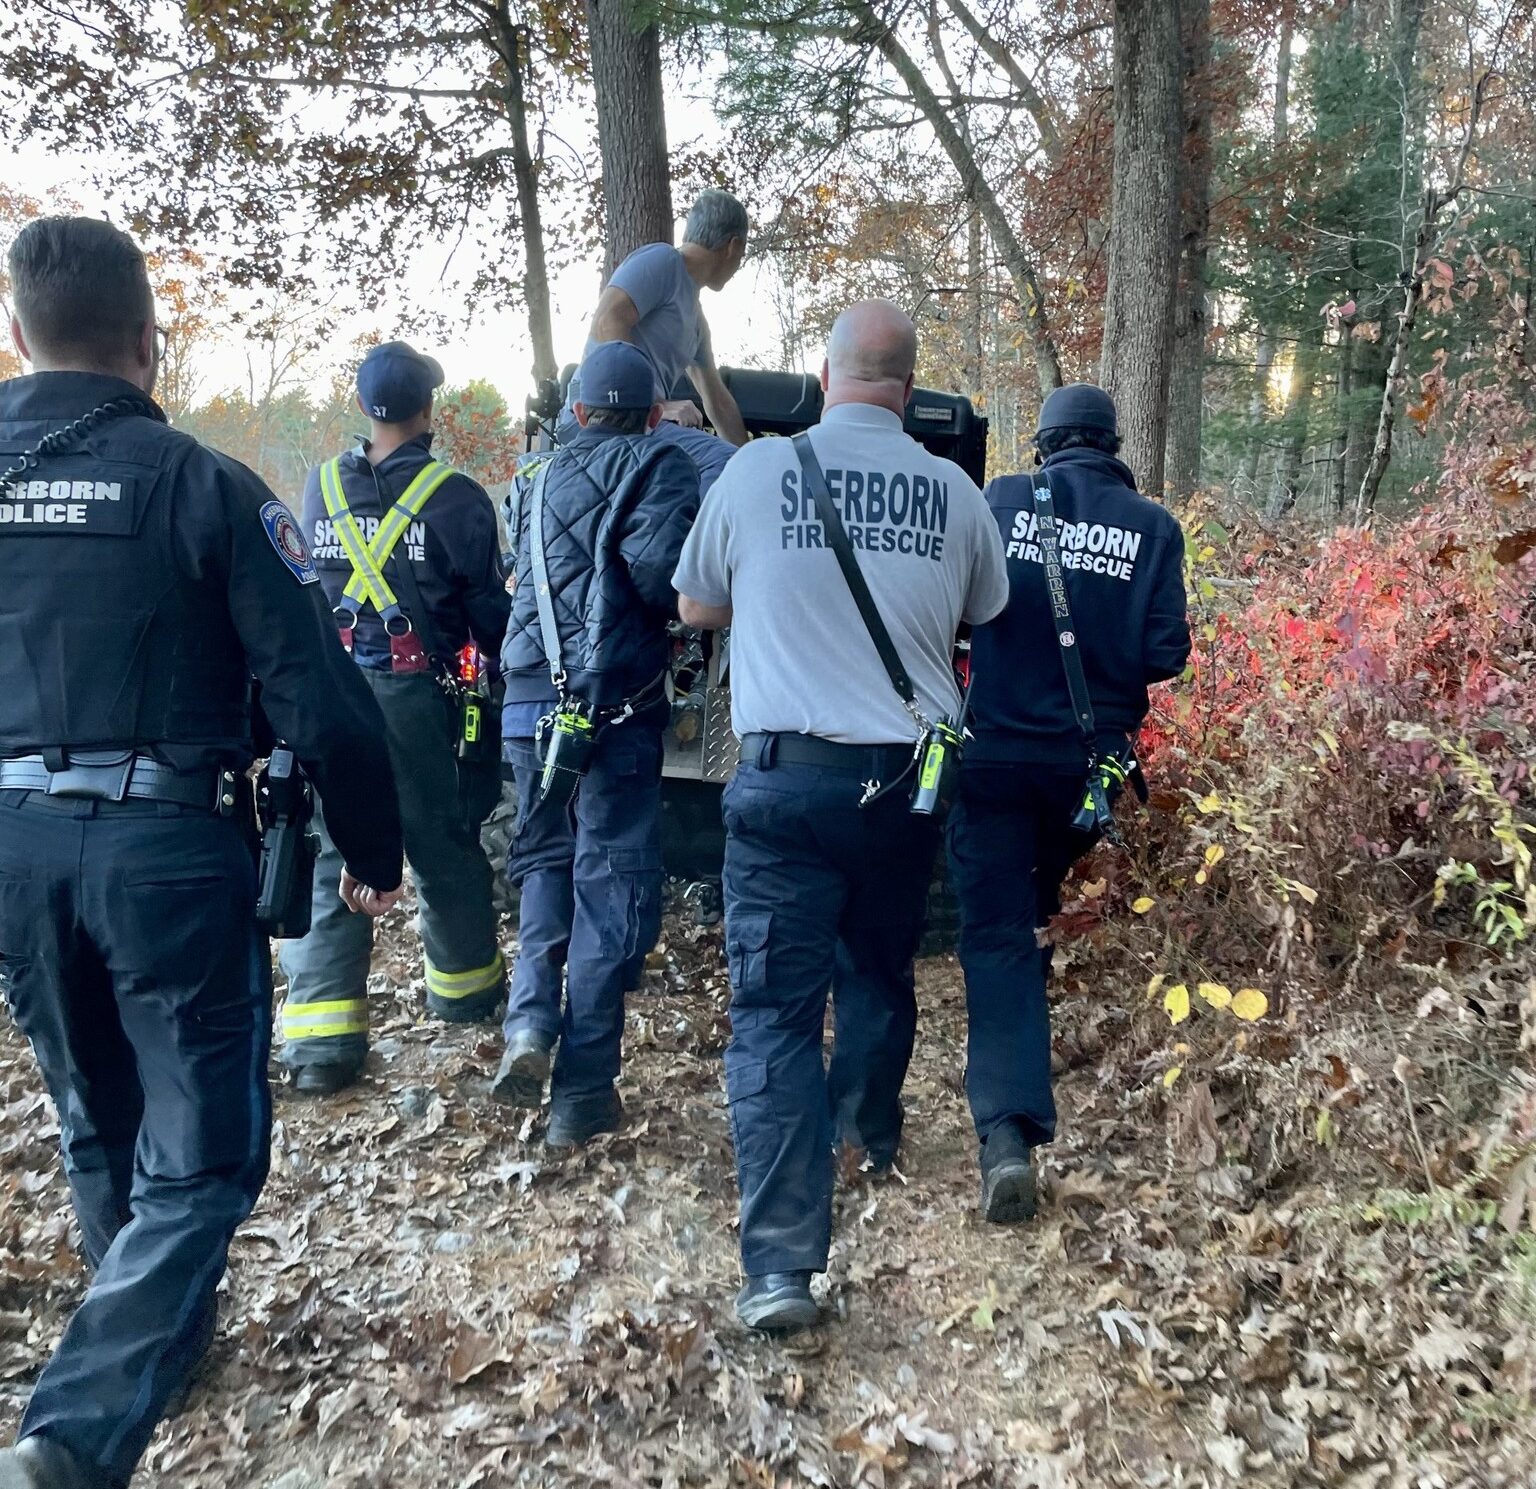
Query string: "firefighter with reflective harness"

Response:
xmin=279 ymin=342 xmax=511 ymax=1094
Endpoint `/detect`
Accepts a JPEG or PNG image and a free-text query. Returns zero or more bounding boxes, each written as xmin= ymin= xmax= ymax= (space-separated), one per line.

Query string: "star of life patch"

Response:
xmin=260 ymin=499 xmax=319 ymax=585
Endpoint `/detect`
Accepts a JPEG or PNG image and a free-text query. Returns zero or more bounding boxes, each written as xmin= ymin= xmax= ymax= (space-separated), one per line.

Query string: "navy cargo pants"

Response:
xmin=502 ymin=711 xmax=664 ymax=1118
xmin=278 ymin=670 xmax=504 ymax=1067
xmin=947 ymin=763 xmax=1099 ymax=1150
xmin=721 ymin=738 xmax=939 ymax=1277
xmin=0 ymin=793 xmax=270 ymax=1488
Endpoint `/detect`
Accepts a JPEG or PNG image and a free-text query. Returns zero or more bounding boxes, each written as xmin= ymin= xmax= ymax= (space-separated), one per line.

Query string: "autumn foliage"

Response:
xmin=1066 ymin=389 xmax=1536 ymax=1009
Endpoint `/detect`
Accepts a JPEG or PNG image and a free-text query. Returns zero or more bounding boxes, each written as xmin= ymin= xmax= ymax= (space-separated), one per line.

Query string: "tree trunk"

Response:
xmin=850 ymin=0 xmax=1062 ymax=392
xmin=965 ymin=207 xmax=984 ymax=397
xmin=1165 ymin=0 xmax=1211 ymax=499
xmin=1242 ymin=8 xmax=1293 ymax=494
xmin=1267 ymin=330 xmax=1319 ymax=519
xmin=1100 ymin=0 xmax=1184 ymax=494
xmin=1355 ymin=191 xmax=1433 ymax=521
xmin=1330 ymin=325 xmax=1356 ymax=515
xmin=584 ymin=0 xmax=673 ymax=276
xmin=492 ymin=10 xmax=557 ymax=383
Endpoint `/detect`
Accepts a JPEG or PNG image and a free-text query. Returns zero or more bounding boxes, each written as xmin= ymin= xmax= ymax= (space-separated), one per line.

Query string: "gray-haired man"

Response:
xmin=572 ymin=189 xmax=751 ymax=459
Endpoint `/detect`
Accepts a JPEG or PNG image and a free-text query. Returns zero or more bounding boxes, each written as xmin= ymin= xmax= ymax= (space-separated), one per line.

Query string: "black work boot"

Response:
xmin=431 ymin=992 xmax=503 ymax=1026
xmin=491 ymin=1030 xmax=552 ymax=1108
xmin=0 ymin=1436 xmax=97 ymax=1489
xmin=980 ymin=1122 xmax=1038 ymax=1225
xmin=735 ymin=1272 xmax=819 ymax=1332
xmin=544 ymin=1087 xmax=623 ymax=1149
xmin=291 ymin=1059 xmax=364 ymax=1096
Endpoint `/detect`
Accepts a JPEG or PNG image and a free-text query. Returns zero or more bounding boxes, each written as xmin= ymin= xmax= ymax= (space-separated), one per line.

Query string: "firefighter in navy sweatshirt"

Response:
xmin=279 ymin=343 xmax=511 ymax=1095
xmin=953 ymin=383 xmax=1189 ymax=1224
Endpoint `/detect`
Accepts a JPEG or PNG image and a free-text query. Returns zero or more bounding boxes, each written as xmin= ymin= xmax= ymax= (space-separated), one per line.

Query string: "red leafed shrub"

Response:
xmin=1086 ymin=431 xmax=1536 ymax=1005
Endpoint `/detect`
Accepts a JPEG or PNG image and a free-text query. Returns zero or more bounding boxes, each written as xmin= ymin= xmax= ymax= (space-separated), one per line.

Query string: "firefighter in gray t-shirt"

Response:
xmin=673 ymin=299 xmax=1008 ymax=1332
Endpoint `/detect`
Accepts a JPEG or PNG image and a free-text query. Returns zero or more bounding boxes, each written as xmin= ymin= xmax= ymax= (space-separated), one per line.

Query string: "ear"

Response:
xmin=9 ymin=315 xmax=30 ymax=364
xmin=819 ymin=358 xmax=830 ymax=393
xmin=573 ymin=401 xmax=592 ymax=429
xmin=356 ymin=394 xmax=369 ymax=419
xmin=136 ymin=319 xmax=156 ymax=371
xmin=646 ymin=402 xmax=664 ymax=432
xmin=902 ymin=372 xmax=916 ymax=404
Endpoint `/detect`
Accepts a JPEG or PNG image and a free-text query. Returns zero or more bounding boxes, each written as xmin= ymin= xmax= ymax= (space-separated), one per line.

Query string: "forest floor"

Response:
xmin=3 ymin=890 xmax=1535 ymax=1489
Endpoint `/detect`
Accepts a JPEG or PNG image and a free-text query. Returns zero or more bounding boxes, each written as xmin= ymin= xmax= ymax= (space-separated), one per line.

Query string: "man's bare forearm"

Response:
xmin=703 ymin=386 xmax=749 ymax=447
xmin=678 ymin=595 xmax=732 ymax=629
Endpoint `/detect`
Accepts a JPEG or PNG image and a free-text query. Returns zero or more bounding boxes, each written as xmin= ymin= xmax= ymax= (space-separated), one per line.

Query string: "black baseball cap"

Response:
xmin=1037 ymin=382 xmax=1118 ymax=436
xmin=356 ymin=341 xmax=445 ymax=423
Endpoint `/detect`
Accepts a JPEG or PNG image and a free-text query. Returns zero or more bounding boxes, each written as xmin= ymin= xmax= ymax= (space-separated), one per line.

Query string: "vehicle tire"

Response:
xmin=919 ymin=849 xmax=960 ymax=958
xmin=480 ymin=778 xmax=521 ymax=917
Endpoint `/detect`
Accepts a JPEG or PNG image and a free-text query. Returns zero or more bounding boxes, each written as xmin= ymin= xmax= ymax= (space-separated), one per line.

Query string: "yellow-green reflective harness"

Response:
xmin=319 ymin=457 xmax=457 ymax=633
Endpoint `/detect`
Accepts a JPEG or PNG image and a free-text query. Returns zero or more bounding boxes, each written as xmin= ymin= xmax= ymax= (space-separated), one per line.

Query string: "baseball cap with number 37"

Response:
xmin=355 ymin=341 xmax=445 ymax=424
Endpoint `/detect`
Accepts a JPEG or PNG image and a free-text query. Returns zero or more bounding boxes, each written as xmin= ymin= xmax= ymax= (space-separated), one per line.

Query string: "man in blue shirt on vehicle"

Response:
xmin=569 ymin=189 xmax=751 ymax=484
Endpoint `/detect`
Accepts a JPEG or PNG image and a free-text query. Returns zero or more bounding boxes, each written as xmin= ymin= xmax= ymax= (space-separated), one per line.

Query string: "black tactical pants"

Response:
xmin=0 ymin=793 xmax=270 ymax=1487
xmin=947 ymin=764 xmax=1099 ymax=1150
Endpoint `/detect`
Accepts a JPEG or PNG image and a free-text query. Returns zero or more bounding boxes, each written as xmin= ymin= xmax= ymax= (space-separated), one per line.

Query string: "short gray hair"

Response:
xmin=683 ymin=190 xmax=749 ymax=252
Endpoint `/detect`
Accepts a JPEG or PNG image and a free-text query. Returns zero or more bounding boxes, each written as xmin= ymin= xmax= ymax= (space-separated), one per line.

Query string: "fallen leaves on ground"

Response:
xmin=0 ymin=889 xmax=1532 ymax=1487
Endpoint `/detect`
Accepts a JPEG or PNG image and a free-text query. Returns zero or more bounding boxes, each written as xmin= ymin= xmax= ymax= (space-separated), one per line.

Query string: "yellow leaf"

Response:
xmin=1197 ymin=982 xmax=1232 ymax=1009
xmin=1289 ymin=881 xmax=1319 ymax=906
xmin=1163 ymin=1066 xmax=1182 ymax=1088
xmin=1232 ymin=988 xmax=1269 ymax=1021
xmin=1315 ymin=1109 xmax=1336 ymax=1147
xmin=1197 ymin=793 xmax=1222 ymax=815
xmin=1195 ymin=869 xmax=1208 ymax=885
xmin=1131 ymin=896 xmax=1156 ymax=915
xmin=1164 ymin=984 xmax=1190 ymax=1025
xmin=1173 ymin=1042 xmax=1189 ymax=1055
xmin=1146 ymin=973 xmax=1166 ymax=1001
xmin=1204 ymin=844 xmax=1225 ymax=867
xmin=1198 ymin=544 xmax=1216 ymax=561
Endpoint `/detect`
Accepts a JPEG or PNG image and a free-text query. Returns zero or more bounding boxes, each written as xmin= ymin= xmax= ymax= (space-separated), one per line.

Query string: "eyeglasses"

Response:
xmin=152 ymin=325 xmax=168 ymax=362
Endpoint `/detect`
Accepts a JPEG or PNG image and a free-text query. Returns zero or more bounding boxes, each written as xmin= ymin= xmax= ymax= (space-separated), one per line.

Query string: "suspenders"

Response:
xmin=318 ymin=456 xmax=456 ymax=660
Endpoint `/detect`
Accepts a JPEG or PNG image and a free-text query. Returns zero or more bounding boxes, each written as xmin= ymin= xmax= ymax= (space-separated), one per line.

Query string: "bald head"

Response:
xmin=822 ymin=299 xmax=918 ymax=416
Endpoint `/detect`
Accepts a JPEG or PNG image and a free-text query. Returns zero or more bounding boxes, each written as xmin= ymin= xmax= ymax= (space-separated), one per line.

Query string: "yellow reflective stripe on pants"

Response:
xmin=281 ymin=997 xmax=369 ymax=1040
xmin=319 ymin=459 xmax=396 ymax=614
xmin=423 ymin=953 xmax=504 ymax=1000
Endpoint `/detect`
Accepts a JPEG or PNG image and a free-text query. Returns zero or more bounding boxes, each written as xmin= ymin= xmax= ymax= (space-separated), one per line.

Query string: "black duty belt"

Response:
xmin=741 ymin=732 xmax=918 ymax=776
xmin=0 ymin=752 xmax=230 ymax=810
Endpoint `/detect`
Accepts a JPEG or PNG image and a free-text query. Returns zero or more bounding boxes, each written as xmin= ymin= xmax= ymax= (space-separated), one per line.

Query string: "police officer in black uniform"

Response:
xmin=953 ymin=384 xmax=1190 ymax=1225
xmin=0 ymin=217 xmax=404 ymax=1489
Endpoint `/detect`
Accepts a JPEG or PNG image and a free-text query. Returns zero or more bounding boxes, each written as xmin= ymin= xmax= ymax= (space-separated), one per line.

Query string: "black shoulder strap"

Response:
xmin=1031 ymin=472 xmax=1097 ymax=748
xmin=364 ymin=458 xmax=454 ymax=679
xmin=791 ymin=432 xmax=916 ymax=710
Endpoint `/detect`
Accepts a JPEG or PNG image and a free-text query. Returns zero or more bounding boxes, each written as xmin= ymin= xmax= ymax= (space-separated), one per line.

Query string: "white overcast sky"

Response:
xmin=6 ymin=68 xmax=797 ymax=406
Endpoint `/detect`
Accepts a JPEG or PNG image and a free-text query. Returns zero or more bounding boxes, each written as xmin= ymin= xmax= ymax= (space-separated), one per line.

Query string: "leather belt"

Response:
xmin=741 ymin=732 xmax=918 ymax=776
xmin=0 ymin=752 xmax=228 ymax=810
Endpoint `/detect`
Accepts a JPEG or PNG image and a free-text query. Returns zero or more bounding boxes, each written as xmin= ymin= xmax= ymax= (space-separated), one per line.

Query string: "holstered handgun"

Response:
xmin=255 ymin=746 xmax=317 ymax=937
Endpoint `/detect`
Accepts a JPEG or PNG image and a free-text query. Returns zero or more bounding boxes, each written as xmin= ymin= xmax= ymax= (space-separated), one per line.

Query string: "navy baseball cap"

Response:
xmin=577 ymin=341 xmax=656 ymax=412
xmin=356 ymin=341 xmax=445 ymax=423
xmin=1038 ymin=382 xmax=1118 ymax=436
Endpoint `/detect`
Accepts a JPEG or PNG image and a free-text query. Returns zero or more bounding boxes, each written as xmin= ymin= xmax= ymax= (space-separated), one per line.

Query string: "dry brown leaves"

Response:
xmin=0 ymin=892 xmax=1532 ymax=1487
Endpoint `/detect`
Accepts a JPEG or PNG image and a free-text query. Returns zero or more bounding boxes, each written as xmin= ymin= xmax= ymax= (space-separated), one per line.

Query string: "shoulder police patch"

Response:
xmin=260 ymin=499 xmax=319 ymax=585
